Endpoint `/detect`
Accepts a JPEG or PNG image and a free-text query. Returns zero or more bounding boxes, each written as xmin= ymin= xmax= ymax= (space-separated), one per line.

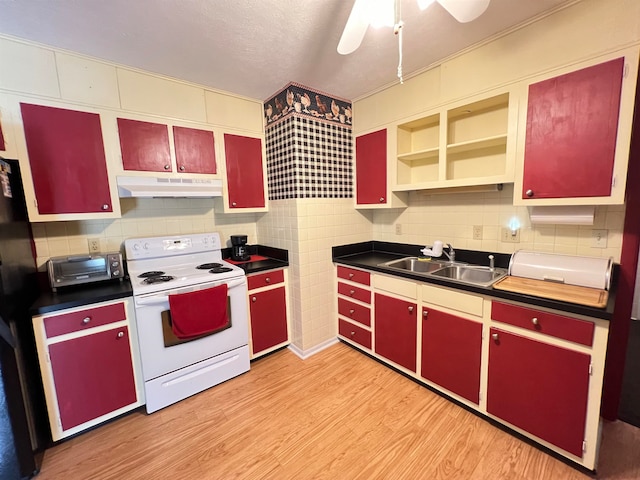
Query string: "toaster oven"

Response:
xmin=47 ymin=252 xmax=124 ymax=291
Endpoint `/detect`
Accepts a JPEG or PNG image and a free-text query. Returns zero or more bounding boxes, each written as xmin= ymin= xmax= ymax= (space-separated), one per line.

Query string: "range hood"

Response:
xmin=117 ymin=176 xmax=223 ymax=198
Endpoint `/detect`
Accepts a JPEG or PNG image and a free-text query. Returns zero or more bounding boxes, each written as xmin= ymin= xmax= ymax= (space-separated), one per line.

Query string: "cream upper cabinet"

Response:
xmin=512 ymin=47 xmax=640 ymax=206
xmin=392 ymin=87 xmax=518 ymax=192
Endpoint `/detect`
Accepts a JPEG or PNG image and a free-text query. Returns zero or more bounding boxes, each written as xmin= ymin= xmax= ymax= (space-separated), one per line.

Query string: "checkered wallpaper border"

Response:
xmin=265 ymin=115 xmax=353 ymax=200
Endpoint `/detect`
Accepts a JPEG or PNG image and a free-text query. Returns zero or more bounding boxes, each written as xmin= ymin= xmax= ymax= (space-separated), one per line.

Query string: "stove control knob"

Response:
xmin=143 ymin=243 xmax=150 ymax=250
xmin=132 ymin=243 xmax=140 ymax=251
xmin=111 ymin=261 xmax=119 ymax=267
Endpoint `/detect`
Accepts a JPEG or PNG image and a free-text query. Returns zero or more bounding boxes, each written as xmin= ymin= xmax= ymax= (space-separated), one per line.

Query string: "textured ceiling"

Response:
xmin=0 ymin=0 xmax=576 ymax=101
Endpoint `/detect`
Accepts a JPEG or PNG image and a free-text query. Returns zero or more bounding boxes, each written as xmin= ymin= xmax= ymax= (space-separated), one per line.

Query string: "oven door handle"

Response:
xmin=135 ymin=277 xmax=246 ymax=306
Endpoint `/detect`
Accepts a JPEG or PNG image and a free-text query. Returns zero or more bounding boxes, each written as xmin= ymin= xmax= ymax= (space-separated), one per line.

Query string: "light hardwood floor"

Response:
xmin=36 ymin=343 xmax=640 ymax=479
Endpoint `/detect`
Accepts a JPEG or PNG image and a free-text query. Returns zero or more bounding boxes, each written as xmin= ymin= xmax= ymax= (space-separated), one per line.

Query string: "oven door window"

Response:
xmin=160 ymin=297 xmax=232 ymax=347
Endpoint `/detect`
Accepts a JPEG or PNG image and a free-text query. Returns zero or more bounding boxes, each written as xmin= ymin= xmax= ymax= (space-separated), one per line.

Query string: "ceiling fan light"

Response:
xmin=437 ymin=0 xmax=491 ymax=23
xmin=417 ymin=0 xmax=436 ymax=11
xmin=369 ymin=0 xmax=395 ymax=28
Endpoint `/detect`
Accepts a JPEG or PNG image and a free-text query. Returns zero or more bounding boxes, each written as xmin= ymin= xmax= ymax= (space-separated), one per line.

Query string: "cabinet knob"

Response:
xmin=491 ymin=333 xmax=499 ymax=341
xmin=117 ymin=331 xmax=124 ymax=338
xmin=232 ymin=202 xmax=237 ymax=207
xmin=350 ymin=331 xmax=356 ymax=337
xmin=164 ymin=164 xmax=170 ymax=170
xmin=408 ymin=306 xmax=414 ymax=313
xmin=252 ymin=296 xmax=257 ymax=302
xmin=532 ymin=317 xmax=539 ymax=326
xmin=82 ymin=317 xmax=91 ymax=324
xmin=265 ymin=277 xmax=271 ymax=283
xmin=379 ymin=197 xmax=385 ymax=203
xmin=349 ymin=290 xmax=355 ymax=296
xmin=423 ymin=310 xmax=428 ymax=318
xmin=525 ymin=189 xmax=534 ymax=198
xmin=348 ymin=273 xmax=354 ymax=278
xmin=101 ymin=204 xmax=109 ymax=210
xmin=349 ymin=309 xmax=355 ymax=315
xmin=179 ymin=165 xmax=186 ymax=171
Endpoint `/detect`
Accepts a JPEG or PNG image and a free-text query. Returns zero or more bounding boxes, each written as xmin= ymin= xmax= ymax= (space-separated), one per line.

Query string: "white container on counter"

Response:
xmin=508 ymin=250 xmax=613 ymax=290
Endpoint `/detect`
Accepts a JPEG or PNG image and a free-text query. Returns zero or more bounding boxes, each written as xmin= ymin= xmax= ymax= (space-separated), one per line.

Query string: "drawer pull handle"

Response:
xmin=348 ymin=273 xmax=354 ymax=278
xmin=164 ymin=164 xmax=170 ymax=170
xmin=349 ymin=290 xmax=355 ymax=296
xmin=491 ymin=333 xmax=499 ymax=341
xmin=265 ymin=277 xmax=271 ymax=283
xmin=179 ymin=165 xmax=186 ymax=171
xmin=101 ymin=204 xmax=109 ymax=211
xmin=252 ymin=296 xmax=257 ymax=302
xmin=408 ymin=306 xmax=414 ymax=313
xmin=423 ymin=310 xmax=428 ymax=318
xmin=532 ymin=317 xmax=539 ymax=326
xmin=349 ymin=309 xmax=355 ymax=315
xmin=117 ymin=331 xmax=124 ymax=339
xmin=350 ymin=331 xmax=355 ymax=337
xmin=379 ymin=197 xmax=385 ymax=203
xmin=82 ymin=317 xmax=91 ymax=324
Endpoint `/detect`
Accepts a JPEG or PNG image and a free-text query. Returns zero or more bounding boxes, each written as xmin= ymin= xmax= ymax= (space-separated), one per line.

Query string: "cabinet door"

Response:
xmin=522 ymin=57 xmax=624 ymax=199
xmin=117 ymin=118 xmax=172 ymax=172
xmin=421 ymin=308 xmax=482 ymax=404
xmin=249 ymin=286 xmax=288 ymax=355
xmin=355 ymin=129 xmax=387 ymax=205
xmin=374 ymin=293 xmax=417 ymax=371
xmin=48 ymin=327 xmax=137 ymax=431
xmin=20 ymin=103 xmax=113 ymax=214
xmin=173 ymin=126 xmax=216 ymax=174
xmin=487 ymin=328 xmax=590 ymax=457
xmin=0 ymin=117 xmax=5 ymax=151
xmin=224 ymin=133 xmax=265 ymax=209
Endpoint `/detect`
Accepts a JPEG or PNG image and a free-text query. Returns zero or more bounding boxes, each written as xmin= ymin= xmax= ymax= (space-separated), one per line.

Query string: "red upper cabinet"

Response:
xmin=20 ymin=103 xmax=113 ymax=215
xmin=173 ymin=126 xmax=216 ymax=174
xmin=355 ymin=129 xmax=387 ymax=205
xmin=117 ymin=118 xmax=172 ymax=173
xmin=223 ymin=133 xmax=266 ymax=209
xmin=522 ymin=57 xmax=624 ymax=200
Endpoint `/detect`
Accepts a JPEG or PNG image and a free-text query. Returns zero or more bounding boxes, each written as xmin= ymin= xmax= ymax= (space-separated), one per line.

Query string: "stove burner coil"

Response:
xmin=138 ymin=271 xmax=165 ymax=278
xmin=209 ymin=267 xmax=233 ymax=274
xmin=196 ymin=263 xmax=223 ymax=270
xmin=142 ymin=275 xmax=175 ymax=284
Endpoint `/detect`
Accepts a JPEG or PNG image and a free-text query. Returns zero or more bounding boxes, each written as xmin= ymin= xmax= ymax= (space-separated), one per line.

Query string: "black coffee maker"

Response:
xmin=230 ymin=235 xmax=250 ymax=261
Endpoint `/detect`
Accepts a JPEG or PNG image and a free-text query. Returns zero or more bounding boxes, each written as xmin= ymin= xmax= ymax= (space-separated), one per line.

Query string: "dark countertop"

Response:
xmin=30 ymin=279 xmax=134 ymax=316
xmin=222 ymin=244 xmax=289 ymax=274
xmin=333 ymin=241 xmax=616 ymax=321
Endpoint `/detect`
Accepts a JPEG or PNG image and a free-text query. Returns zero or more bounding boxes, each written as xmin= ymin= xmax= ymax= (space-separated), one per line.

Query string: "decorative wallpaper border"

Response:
xmin=264 ymin=82 xmax=352 ymax=130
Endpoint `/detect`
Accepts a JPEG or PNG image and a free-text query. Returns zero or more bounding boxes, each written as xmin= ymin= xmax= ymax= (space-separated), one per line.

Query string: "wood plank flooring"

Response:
xmin=36 ymin=343 xmax=640 ymax=480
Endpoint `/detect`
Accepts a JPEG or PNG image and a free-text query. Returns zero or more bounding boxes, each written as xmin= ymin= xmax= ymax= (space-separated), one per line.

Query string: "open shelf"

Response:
xmin=397 ymin=146 xmax=440 ymax=162
xmin=446 ymin=134 xmax=507 ymax=155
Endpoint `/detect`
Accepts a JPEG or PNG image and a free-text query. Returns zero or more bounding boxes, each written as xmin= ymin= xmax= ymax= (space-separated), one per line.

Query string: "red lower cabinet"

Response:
xmin=421 ymin=308 xmax=482 ymax=404
xmin=48 ymin=327 xmax=137 ymax=431
xmin=487 ymin=328 xmax=590 ymax=457
xmin=249 ymin=285 xmax=288 ymax=356
xmin=374 ymin=293 xmax=417 ymax=372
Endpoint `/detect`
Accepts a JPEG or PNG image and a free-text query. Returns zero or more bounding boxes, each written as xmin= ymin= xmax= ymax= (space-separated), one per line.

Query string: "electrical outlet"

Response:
xmin=591 ymin=229 xmax=608 ymax=248
xmin=501 ymin=227 xmax=520 ymax=243
xmin=472 ymin=225 xmax=483 ymax=240
xmin=395 ymin=223 xmax=402 ymax=235
xmin=88 ymin=238 xmax=100 ymax=253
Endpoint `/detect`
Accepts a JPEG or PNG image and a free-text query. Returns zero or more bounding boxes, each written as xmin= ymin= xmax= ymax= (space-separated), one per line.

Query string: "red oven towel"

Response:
xmin=168 ymin=284 xmax=229 ymax=339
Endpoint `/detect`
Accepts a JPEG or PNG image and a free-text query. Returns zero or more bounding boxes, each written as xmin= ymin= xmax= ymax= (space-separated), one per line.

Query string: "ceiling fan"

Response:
xmin=337 ymin=0 xmax=491 ymax=55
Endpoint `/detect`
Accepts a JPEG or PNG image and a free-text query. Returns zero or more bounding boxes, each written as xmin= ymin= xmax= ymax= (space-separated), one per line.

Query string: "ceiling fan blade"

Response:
xmin=338 ymin=0 xmax=371 ymax=55
xmin=436 ymin=0 xmax=490 ymax=23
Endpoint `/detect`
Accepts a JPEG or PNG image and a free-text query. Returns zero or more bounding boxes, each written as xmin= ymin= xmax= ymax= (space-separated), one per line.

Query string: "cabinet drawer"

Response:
xmin=44 ymin=302 xmax=127 ymax=338
xmin=491 ymin=301 xmax=594 ymax=347
xmin=248 ymin=269 xmax=284 ymax=290
xmin=338 ymin=298 xmax=371 ymax=327
xmin=339 ymin=319 xmax=372 ymax=349
xmin=338 ymin=282 xmax=371 ymax=304
xmin=337 ymin=266 xmax=371 ymax=286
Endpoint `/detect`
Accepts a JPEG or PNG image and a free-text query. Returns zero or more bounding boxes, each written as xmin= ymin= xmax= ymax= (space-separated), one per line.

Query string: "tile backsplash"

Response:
xmin=31 ymin=197 xmax=259 ymax=270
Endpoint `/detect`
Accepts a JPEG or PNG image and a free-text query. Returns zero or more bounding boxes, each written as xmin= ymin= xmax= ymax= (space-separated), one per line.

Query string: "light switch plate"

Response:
xmin=501 ymin=227 xmax=520 ymax=243
xmin=395 ymin=223 xmax=402 ymax=235
xmin=473 ymin=225 xmax=483 ymax=240
xmin=591 ymin=229 xmax=608 ymax=248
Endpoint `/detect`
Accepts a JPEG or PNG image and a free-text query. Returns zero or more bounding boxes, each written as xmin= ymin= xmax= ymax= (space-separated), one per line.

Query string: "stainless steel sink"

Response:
xmin=429 ymin=265 xmax=507 ymax=287
xmin=379 ymin=257 xmax=451 ymax=274
xmin=378 ymin=256 xmax=507 ymax=287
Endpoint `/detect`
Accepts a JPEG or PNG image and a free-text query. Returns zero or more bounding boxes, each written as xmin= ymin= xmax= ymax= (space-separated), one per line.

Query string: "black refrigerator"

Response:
xmin=0 ymin=157 xmax=49 ymax=479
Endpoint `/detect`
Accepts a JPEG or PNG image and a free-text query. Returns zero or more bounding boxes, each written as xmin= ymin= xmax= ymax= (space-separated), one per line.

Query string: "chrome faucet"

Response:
xmin=443 ymin=243 xmax=455 ymax=262
xmin=488 ymin=254 xmax=495 ymax=272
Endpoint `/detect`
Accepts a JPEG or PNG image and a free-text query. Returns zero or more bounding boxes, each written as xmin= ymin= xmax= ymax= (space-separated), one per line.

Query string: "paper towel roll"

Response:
xmin=528 ymin=206 xmax=595 ymax=225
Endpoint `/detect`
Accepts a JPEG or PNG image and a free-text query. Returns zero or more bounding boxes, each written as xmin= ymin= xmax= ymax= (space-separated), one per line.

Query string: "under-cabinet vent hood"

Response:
xmin=117 ymin=176 xmax=223 ymax=198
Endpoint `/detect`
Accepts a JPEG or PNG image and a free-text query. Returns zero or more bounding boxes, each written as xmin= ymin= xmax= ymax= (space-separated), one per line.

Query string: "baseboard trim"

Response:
xmin=288 ymin=337 xmax=339 ymax=359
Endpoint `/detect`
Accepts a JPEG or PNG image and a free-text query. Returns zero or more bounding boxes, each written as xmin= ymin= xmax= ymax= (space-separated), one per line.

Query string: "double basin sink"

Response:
xmin=378 ymin=256 xmax=507 ymax=288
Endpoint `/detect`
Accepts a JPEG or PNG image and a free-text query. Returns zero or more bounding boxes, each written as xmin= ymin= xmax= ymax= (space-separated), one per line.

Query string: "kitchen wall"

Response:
xmin=258 ymin=198 xmax=372 ymax=351
xmin=31 ymin=198 xmax=259 ymax=270
xmin=372 ymin=185 xmax=625 ymax=262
